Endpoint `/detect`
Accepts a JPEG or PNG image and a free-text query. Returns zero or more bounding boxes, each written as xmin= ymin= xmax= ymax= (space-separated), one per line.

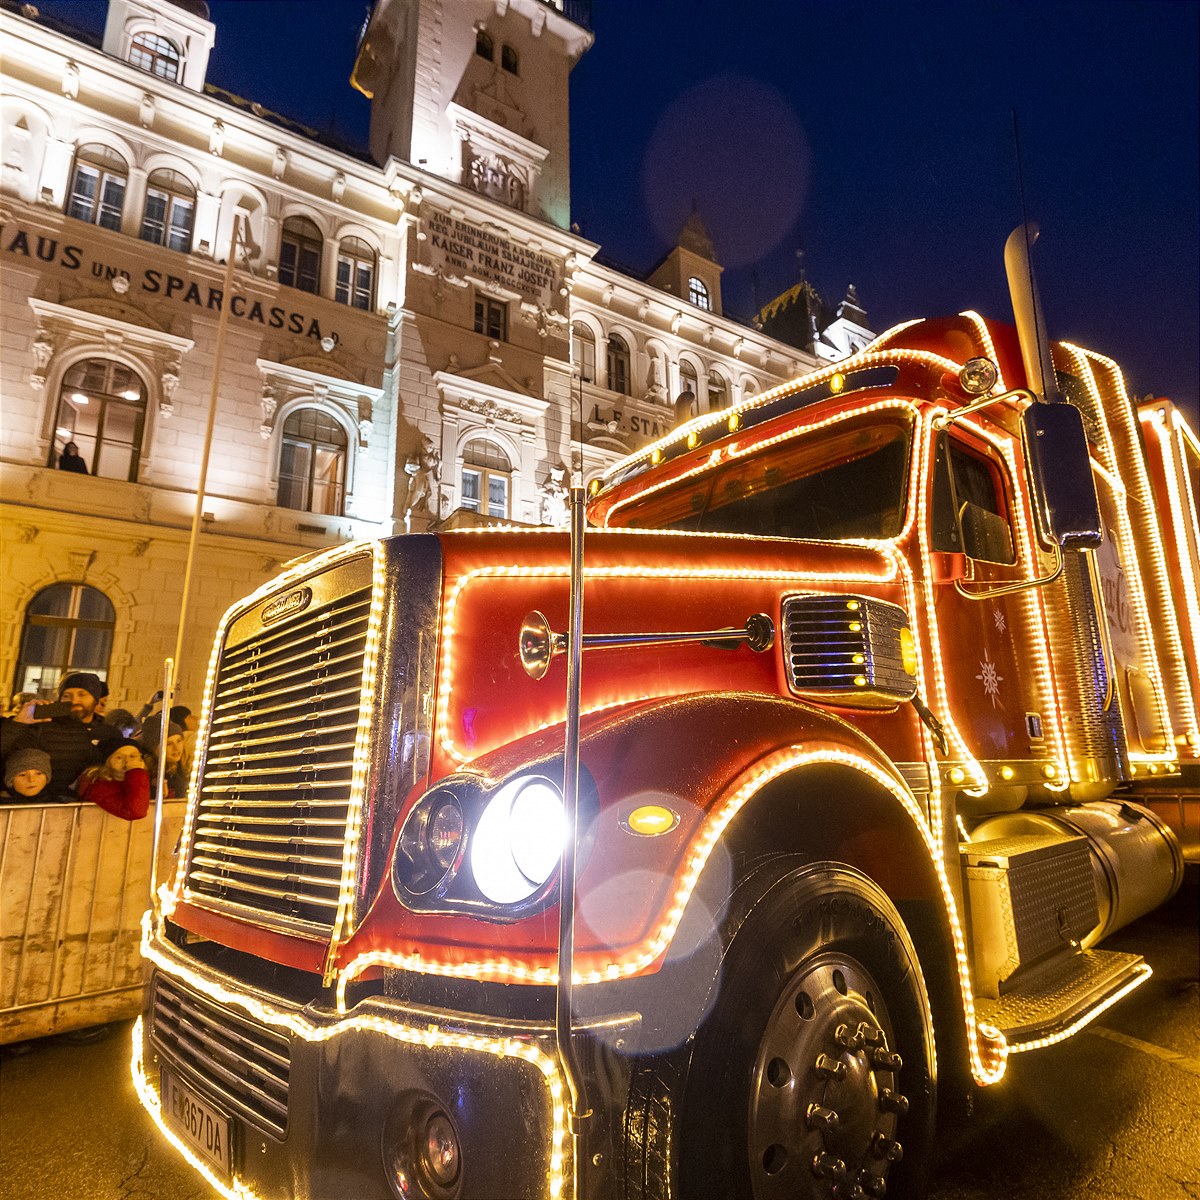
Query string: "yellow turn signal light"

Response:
xmin=623 ymin=805 xmax=680 ymax=837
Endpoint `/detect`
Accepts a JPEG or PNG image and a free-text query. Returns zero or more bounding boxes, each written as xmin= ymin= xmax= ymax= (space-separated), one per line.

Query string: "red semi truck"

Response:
xmin=134 ymin=234 xmax=1196 ymax=1199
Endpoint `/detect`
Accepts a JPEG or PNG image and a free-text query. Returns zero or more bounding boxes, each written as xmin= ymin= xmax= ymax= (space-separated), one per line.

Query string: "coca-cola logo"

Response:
xmin=261 ymin=587 xmax=311 ymax=625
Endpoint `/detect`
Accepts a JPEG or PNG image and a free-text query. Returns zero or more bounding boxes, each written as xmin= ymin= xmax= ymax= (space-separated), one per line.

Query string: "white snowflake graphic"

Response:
xmin=992 ymin=608 xmax=1007 ymax=635
xmin=976 ymin=650 xmax=1004 ymax=709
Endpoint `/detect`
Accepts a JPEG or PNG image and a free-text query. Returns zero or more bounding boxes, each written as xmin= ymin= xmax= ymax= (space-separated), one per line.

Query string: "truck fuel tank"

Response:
xmin=969 ymin=800 xmax=1184 ymax=948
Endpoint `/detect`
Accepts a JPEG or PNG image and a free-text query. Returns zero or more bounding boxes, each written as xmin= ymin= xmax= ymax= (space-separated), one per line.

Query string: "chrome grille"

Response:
xmin=151 ymin=973 xmax=290 ymax=1138
xmin=783 ymin=593 xmax=916 ymax=703
xmin=185 ymin=562 xmax=372 ymax=931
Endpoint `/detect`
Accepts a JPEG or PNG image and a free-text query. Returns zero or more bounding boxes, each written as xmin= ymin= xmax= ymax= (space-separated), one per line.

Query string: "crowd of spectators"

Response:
xmin=0 ymin=672 xmax=198 ymax=820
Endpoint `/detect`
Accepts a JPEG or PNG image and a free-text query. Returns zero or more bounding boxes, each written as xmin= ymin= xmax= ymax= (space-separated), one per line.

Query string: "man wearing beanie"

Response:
xmin=1 ymin=671 xmax=121 ymax=792
xmin=1 ymin=747 xmax=60 ymax=803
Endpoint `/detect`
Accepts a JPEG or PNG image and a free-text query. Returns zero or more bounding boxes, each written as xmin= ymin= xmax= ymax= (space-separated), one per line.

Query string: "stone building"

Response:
xmin=0 ymin=0 xmax=869 ymax=717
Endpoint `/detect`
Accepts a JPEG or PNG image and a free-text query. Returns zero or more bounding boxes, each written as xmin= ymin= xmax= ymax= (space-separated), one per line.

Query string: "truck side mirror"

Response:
xmin=1021 ymin=402 xmax=1103 ymax=550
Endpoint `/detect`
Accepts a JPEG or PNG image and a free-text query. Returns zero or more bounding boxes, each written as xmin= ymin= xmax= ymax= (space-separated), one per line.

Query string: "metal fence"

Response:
xmin=0 ymin=799 xmax=185 ymax=1043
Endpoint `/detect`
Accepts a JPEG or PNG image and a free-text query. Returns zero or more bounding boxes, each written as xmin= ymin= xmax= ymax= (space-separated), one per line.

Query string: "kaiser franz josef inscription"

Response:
xmin=426 ymin=210 xmax=559 ymax=310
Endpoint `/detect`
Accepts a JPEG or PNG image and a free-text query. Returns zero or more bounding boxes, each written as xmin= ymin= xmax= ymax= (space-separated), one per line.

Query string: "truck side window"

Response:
xmin=931 ymin=433 xmax=1016 ymax=564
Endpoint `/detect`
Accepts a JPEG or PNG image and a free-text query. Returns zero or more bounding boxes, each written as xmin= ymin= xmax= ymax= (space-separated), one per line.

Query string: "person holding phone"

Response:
xmin=0 ymin=672 xmax=121 ymax=793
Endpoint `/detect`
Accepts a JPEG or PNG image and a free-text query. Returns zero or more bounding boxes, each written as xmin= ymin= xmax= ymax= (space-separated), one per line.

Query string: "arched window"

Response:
xmin=66 ymin=144 xmax=127 ymax=230
xmin=707 ymin=373 xmax=728 ymax=413
xmin=278 ymin=216 xmax=322 ymax=294
xmin=688 ymin=276 xmax=710 ymax=310
xmin=475 ymin=30 xmax=494 ymax=60
xmin=336 ymin=237 xmax=376 ymax=310
xmin=128 ymin=31 xmax=181 ymax=81
xmin=501 ymin=44 xmax=520 ymax=74
xmin=571 ymin=323 xmax=596 ymax=383
xmin=460 ymin=439 xmax=511 ymax=518
xmin=607 ymin=334 xmax=631 ymax=396
xmin=50 ymin=358 xmax=147 ymax=481
xmin=140 ymin=169 xmax=195 ymax=251
xmin=679 ymin=360 xmax=699 ymax=402
xmin=277 ymin=409 xmax=347 ymax=515
xmin=15 ymin=583 xmax=115 ymax=698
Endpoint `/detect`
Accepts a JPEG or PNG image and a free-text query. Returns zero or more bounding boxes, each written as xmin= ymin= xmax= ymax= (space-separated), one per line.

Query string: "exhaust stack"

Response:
xmin=1004 ymin=222 xmax=1060 ymax=403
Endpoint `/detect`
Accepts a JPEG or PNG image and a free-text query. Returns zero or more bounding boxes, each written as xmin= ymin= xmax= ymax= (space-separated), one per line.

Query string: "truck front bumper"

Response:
xmin=133 ymin=928 xmax=633 ymax=1200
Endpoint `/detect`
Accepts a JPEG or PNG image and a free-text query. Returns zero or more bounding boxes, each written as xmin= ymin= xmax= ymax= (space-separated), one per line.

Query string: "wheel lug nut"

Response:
xmin=833 ymin=1184 xmax=865 ymax=1200
xmin=859 ymin=1021 xmax=884 ymax=1046
xmin=835 ymin=1022 xmax=864 ymax=1051
xmin=807 ymin=1103 xmax=840 ymax=1131
xmin=861 ymin=1173 xmax=887 ymax=1198
xmin=872 ymin=1049 xmax=903 ymax=1071
xmin=813 ymin=1152 xmax=848 ymax=1181
xmin=871 ymin=1132 xmax=904 ymax=1162
xmin=815 ymin=1053 xmax=848 ymax=1081
xmin=879 ymin=1088 xmax=909 ymax=1114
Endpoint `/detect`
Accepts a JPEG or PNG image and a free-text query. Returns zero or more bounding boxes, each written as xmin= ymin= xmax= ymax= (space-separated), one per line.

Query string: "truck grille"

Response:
xmin=783 ymin=593 xmax=916 ymax=704
xmin=151 ymin=973 xmax=290 ymax=1139
xmin=185 ymin=568 xmax=372 ymax=932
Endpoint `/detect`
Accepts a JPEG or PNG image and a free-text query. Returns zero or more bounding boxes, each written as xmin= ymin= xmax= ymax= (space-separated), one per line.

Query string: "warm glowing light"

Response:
xmin=727 ymin=411 xmax=741 ymax=432
xmin=830 ymin=372 xmax=846 ymax=393
xmin=999 ymin=765 xmax=1015 ymax=781
xmin=1003 ymin=964 xmax=1152 ymax=1053
xmin=625 ymin=805 xmax=679 ymax=836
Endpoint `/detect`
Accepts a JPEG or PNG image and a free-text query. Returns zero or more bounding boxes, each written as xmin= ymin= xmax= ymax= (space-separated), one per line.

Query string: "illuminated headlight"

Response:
xmin=394 ymin=790 xmax=464 ymax=896
xmin=470 ymin=776 xmax=565 ymax=905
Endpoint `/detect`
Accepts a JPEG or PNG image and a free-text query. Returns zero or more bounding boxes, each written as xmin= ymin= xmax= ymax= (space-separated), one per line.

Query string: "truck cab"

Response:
xmin=134 ymin=309 xmax=1193 ymax=1200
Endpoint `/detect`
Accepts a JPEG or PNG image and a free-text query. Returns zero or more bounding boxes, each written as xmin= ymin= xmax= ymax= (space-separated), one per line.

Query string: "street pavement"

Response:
xmin=1 ymin=875 xmax=1196 ymax=1200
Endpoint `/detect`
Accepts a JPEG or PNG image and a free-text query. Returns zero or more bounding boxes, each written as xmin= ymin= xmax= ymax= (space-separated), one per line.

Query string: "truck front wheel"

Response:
xmin=678 ymin=862 xmax=936 ymax=1200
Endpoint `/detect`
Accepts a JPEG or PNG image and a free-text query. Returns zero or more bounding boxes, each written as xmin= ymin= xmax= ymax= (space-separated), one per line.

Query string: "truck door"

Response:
xmin=928 ymin=428 xmax=1051 ymax=793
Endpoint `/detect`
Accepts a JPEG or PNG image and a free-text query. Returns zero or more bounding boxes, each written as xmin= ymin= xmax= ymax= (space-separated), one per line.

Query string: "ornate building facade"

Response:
xmin=0 ymin=0 xmax=869 ymax=712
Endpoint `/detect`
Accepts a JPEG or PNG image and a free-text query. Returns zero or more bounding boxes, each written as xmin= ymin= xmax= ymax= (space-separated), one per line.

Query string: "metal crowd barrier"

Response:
xmin=0 ymin=799 xmax=185 ymax=1043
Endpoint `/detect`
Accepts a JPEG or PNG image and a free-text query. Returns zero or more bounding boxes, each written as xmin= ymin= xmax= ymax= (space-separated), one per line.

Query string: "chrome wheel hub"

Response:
xmin=748 ymin=953 xmax=908 ymax=1198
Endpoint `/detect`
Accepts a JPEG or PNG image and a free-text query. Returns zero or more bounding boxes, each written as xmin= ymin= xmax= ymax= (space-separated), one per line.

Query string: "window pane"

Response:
xmin=461 ymin=468 xmax=481 ymax=512
xmin=141 ymin=190 xmax=167 ymax=243
xmin=297 ymin=245 xmax=320 ymax=293
xmin=310 ymin=447 xmax=344 ymax=515
xmin=487 ymin=475 xmax=508 ymax=518
xmin=279 ymin=240 xmax=298 ymax=286
xmin=167 ymin=197 xmax=194 ymax=252
xmin=277 ymin=439 xmax=312 ymax=509
xmin=77 ymin=588 xmax=116 ymax=621
xmin=28 ymin=584 xmax=75 ymax=618
xmin=97 ymin=175 xmax=125 ymax=230
xmin=71 ymin=625 xmax=114 ymax=671
xmin=67 ymin=166 xmax=97 ymax=222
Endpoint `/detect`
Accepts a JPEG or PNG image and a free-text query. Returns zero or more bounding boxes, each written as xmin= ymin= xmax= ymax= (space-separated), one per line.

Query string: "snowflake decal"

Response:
xmin=976 ymin=650 xmax=1004 ymax=709
xmin=992 ymin=608 xmax=1007 ymax=635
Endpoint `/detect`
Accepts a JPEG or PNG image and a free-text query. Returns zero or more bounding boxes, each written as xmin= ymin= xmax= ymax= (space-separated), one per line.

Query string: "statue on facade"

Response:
xmin=537 ymin=461 xmax=570 ymax=527
xmin=403 ymin=436 xmax=442 ymax=531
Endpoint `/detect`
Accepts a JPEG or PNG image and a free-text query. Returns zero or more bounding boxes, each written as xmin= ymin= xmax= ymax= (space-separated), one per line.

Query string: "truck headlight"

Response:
xmin=394 ymin=790 xmax=464 ymax=896
xmin=470 ymin=776 xmax=565 ymax=905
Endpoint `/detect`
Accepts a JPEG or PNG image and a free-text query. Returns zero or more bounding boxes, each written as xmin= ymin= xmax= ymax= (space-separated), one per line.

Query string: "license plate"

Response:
xmin=161 ymin=1066 xmax=232 ymax=1179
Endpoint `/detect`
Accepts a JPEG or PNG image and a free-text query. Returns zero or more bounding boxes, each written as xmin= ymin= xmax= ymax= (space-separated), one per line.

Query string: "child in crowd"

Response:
xmin=75 ymin=739 xmax=150 ymax=820
xmin=0 ymin=748 xmax=60 ymax=803
xmin=140 ymin=713 xmax=188 ymax=798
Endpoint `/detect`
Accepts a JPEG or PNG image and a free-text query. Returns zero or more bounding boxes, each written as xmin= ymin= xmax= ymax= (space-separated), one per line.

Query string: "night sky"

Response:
xmin=35 ymin=0 xmax=1200 ymax=425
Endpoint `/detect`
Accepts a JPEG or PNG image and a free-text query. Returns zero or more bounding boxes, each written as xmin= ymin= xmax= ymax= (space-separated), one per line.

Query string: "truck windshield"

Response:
xmin=611 ymin=417 xmax=912 ymax=540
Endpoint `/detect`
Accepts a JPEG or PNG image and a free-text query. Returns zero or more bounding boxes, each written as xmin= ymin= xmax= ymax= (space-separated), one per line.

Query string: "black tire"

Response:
xmin=677 ymin=862 xmax=936 ymax=1200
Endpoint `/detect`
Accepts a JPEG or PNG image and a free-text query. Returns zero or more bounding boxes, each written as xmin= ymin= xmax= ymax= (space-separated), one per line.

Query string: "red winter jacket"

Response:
xmin=77 ymin=767 xmax=150 ymax=821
